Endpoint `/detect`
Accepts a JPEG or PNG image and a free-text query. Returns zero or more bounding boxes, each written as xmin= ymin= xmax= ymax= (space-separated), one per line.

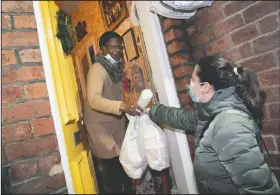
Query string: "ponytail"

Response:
xmin=235 ymin=67 xmax=266 ymax=126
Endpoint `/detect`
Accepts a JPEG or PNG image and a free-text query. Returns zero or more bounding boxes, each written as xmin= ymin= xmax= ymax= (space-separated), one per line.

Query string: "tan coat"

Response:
xmin=83 ymin=63 xmax=126 ymax=159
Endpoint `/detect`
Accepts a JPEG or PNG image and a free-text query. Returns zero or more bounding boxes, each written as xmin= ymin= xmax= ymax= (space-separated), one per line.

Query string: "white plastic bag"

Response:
xmin=149 ymin=1 xmax=196 ymax=19
xmin=162 ymin=1 xmax=214 ymax=11
xmin=140 ymin=114 xmax=170 ymax=171
xmin=119 ymin=114 xmax=147 ymax=179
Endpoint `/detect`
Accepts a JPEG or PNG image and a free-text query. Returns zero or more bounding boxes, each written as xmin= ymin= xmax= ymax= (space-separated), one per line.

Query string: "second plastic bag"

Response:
xmin=140 ymin=114 xmax=170 ymax=171
xmin=119 ymin=114 xmax=147 ymax=179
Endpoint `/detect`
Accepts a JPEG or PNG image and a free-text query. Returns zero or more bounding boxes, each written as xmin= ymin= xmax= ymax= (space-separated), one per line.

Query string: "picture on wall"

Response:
xmin=99 ymin=1 xmax=129 ymax=31
xmin=122 ymin=28 xmax=139 ymax=61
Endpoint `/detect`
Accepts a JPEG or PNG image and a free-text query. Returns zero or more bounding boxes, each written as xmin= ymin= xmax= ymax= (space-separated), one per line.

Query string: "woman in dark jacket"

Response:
xmin=148 ymin=56 xmax=280 ymax=194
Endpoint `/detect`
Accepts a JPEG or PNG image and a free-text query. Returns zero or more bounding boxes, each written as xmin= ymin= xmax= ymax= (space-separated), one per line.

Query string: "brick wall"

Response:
xmin=160 ymin=1 xmax=280 ymax=171
xmin=1 ymin=1 xmax=67 ymax=194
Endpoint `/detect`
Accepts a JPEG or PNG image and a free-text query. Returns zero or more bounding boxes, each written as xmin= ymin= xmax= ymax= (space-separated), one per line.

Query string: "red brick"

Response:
xmin=197 ymin=7 xmax=223 ymax=31
xmin=222 ymin=42 xmax=253 ymax=62
xmin=276 ymin=49 xmax=280 ymax=67
xmin=11 ymin=161 xmax=37 ymax=181
xmin=193 ymin=47 xmax=205 ymax=61
xmin=2 ymin=50 xmax=18 ymax=66
xmin=5 ymin=135 xmax=58 ymax=161
xmin=167 ymin=41 xmax=186 ymax=55
xmin=2 ymin=1 xmax=33 ymax=13
xmin=178 ymin=93 xmax=191 ymax=105
xmin=19 ymin=48 xmax=42 ymax=63
xmin=14 ymin=15 xmax=36 ymax=29
xmin=186 ymin=24 xmax=197 ymax=36
xmin=243 ymin=1 xmax=280 ymax=24
xmin=174 ymin=65 xmax=193 ymax=78
xmin=253 ymin=30 xmax=280 ymax=54
xmin=170 ymin=53 xmax=191 ymax=66
xmin=2 ymin=100 xmax=51 ymax=123
xmin=223 ymin=1 xmax=255 ymax=17
xmin=231 ymin=24 xmax=259 ymax=45
xmin=164 ymin=29 xmax=183 ymax=42
xmin=263 ymin=119 xmax=280 ymax=134
xmin=38 ymin=153 xmax=60 ymax=174
xmin=162 ymin=18 xmax=183 ymax=32
xmin=205 ymin=35 xmax=232 ymax=55
xmin=2 ymin=15 xmax=11 ymax=29
xmin=213 ymin=1 xmax=228 ymax=8
xmin=13 ymin=173 xmax=66 ymax=194
xmin=175 ymin=78 xmax=190 ymax=92
xmin=276 ymin=138 xmax=280 ymax=151
xmin=2 ymin=86 xmax=23 ymax=103
xmin=239 ymin=42 xmax=253 ymax=58
xmin=267 ymin=103 xmax=280 ymax=119
xmin=263 ymin=106 xmax=269 ymax=121
xmin=192 ymin=29 xmax=215 ymax=46
xmin=259 ymin=68 xmax=280 ymax=88
xmin=2 ymin=122 xmax=31 ymax=144
xmin=264 ymin=87 xmax=280 ymax=103
xmin=32 ymin=118 xmax=55 ymax=136
xmin=222 ymin=47 xmax=241 ymax=62
xmin=195 ymin=8 xmax=208 ymax=19
xmin=23 ymin=83 xmax=48 ymax=99
xmin=2 ymin=31 xmax=39 ymax=47
xmin=264 ymin=154 xmax=280 ymax=168
xmin=2 ymin=66 xmax=45 ymax=84
xmin=214 ymin=14 xmax=245 ymax=37
xmin=263 ymin=137 xmax=276 ymax=151
xmin=258 ymin=14 xmax=278 ymax=34
xmin=241 ymin=53 xmax=276 ymax=72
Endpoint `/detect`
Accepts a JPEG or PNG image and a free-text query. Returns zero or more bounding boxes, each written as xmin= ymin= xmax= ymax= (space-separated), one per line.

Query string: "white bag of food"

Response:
xmin=119 ymin=114 xmax=147 ymax=179
xmin=140 ymin=114 xmax=170 ymax=171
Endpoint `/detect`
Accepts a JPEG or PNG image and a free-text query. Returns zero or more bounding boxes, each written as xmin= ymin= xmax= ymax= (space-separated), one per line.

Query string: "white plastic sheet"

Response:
xmin=162 ymin=1 xmax=214 ymax=11
xmin=149 ymin=1 xmax=214 ymax=19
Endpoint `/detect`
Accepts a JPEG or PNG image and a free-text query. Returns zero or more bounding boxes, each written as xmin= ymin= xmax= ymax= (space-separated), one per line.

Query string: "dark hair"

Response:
xmin=197 ymin=55 xmax=266 ymax=126
xmin=99 ymin=31 xmax=123 ymax=48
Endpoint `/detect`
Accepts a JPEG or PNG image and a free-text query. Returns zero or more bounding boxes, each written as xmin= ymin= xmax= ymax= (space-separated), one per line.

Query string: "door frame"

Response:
xmin=33 ymin=1 xmax=74 ymax=193
xmin=135 ymin=2 xmax=198 ymax=194
xmin=34 ymin=1 xmax=198 ymax=194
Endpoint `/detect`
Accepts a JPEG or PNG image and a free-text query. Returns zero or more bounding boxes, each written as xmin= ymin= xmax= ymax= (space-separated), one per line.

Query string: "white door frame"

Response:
xmin=33 ymin=1 xmax=74 ymax=193
xmin=135 ymin=2 xmax=198 ymax=194
xmin=34 ymin=1 xmax=197 ymax=194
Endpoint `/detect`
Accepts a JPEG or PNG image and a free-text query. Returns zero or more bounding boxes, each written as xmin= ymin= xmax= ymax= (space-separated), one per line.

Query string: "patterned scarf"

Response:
xmin=95 ymin=54 xmax=124 ymax=83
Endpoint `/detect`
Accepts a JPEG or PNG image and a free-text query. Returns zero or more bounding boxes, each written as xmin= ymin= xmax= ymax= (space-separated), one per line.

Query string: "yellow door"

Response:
xmin=40 ymin=1 xmax=98 ymax=194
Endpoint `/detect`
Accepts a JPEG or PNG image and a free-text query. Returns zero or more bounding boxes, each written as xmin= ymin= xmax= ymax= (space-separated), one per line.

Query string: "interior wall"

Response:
xmin=71 ymin=1 xmax=157 ymax=105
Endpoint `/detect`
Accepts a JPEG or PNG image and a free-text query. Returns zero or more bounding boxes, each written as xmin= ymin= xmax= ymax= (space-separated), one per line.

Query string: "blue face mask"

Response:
xmin=188 ymin=79 xmax=200 ymax=103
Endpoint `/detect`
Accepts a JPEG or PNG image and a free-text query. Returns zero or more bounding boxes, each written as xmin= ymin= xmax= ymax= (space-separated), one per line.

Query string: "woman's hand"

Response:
xmin=120 ymin=103 xmax=143 ymax=116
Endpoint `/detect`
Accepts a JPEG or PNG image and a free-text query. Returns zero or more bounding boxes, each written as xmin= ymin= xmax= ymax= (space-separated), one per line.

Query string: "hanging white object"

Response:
xmin=162 ymin=1 xmax=214 ymax=11
xmin=149 ymin=1 xmax=197 ymax=19
xmin=140 ymin=114 xmax=170 ymax=171
xmin=131 ymin=1 xmax=140 ymax=27
xmin=119 ymin=114 xmax=147 ymax=179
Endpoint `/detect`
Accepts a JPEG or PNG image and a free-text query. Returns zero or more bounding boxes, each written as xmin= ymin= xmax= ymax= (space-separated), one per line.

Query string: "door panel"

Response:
xmin=40 ymin=2 xmax=98 ymax=194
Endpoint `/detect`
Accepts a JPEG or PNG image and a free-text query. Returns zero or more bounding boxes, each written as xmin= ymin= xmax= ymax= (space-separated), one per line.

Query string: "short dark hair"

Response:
xmin=197 ymin=55 xmax=266 ymax=126
xmin=99 ymin=31 xmax=122 ymax=48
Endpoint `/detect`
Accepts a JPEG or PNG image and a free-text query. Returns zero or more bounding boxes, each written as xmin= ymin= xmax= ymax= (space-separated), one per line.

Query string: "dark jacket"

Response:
xmin=149 ymin=87 xmax=280 ymax=194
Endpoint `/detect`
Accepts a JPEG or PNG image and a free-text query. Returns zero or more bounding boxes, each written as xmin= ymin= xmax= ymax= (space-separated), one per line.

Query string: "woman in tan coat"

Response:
xmin=84 ymin=31 xmax=140 ymax=194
